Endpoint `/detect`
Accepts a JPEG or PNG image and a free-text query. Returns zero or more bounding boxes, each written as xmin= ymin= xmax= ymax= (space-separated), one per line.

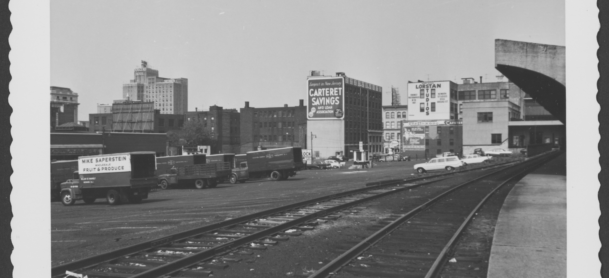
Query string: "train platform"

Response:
xmin=487 ymin=152 xmax=566 ymax=278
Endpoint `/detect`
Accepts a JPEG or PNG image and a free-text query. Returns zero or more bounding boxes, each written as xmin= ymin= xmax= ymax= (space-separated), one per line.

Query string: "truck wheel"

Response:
xmin=159 ymin=180 xmax=169 ymax=190
xmin=270 ymin=171 xmax=282 ymax=181
xmin=229 ymin=174 xmax=238 ymax=184
xmin=83 ymin=197 xmax=96 ymax=204
xmin=195 ymin=179 xmax=206 ymax=189
xmin=61 ymin=192 xmax=75 ymax=206
xmin=417 ymin=168 xmax=426 ymax=174
xmin=106 ymin=189 xmax=122 ymax=205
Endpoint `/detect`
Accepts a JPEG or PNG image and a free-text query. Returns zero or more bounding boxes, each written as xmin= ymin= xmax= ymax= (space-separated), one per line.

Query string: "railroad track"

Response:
xmin=308 ymin=151 xmax=560 ymax=278
xmin=52 ymin=159 xmax=520 ymax=278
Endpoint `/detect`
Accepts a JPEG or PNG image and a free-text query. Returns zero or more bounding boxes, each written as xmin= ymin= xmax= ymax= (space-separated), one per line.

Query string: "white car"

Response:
xmin=414 ymin=156 xmax=464 ymax=173
xmin=461 ymin=154 xmax=491 ymax=165
xmin=485 ymin=149 xmax=512 ymax=157
xmin=324 ymin=160 xmax=345 ymax=168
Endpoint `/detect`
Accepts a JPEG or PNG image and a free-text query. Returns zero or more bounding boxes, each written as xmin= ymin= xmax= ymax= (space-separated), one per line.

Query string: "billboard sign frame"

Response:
xmin=306 ymin=76 xmax=345 ymax=120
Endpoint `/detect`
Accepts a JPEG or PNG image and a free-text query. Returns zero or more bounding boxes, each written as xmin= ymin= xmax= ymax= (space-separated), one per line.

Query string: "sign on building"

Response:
xmin=407 ymin=81 xmax=453 ymax=120
xmin=402 ymin=126 xmax=426 ymax=150
xmin=307 ymin=77 xmax=345 ymax=120
xmin=302 ymin=149 xmax=312 ymax=164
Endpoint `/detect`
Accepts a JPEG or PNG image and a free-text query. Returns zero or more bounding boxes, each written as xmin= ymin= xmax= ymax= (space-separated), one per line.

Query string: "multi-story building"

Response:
xmin=123 ymin=61 xmax=188 ymax=114
xmin=89 ymin=101 xmax=183 ymax=134
xmin=184 ymin=105 xmax=240 ymax=154
xmin=50 ymin=86 xmax=79 ymax=129
xmin=240 ymin=100 xmax=307 ymax=154
xmin=382 ymin=105 xmax=408 ymax=154
xmin=307 ymin=72 xmax=383 ymax=159
xmin=97 ymin=104 xmax=112 ymax=114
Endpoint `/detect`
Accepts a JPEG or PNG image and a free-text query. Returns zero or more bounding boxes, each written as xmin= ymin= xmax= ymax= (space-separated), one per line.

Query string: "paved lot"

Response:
xmin=51 ymin=158 xmax=514 ymax=266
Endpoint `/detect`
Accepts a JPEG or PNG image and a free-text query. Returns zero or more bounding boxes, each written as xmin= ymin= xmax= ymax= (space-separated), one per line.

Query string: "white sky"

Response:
xmin=50 ymin=0 xmax=565 ymax=120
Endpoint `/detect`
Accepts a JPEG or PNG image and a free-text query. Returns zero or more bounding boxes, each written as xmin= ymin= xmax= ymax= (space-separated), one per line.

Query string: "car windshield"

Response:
xmin=428 ymin=159 xmax=436 ymax=163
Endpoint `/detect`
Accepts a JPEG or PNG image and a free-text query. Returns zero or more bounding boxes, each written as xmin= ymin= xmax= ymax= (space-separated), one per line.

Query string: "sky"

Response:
xmin=51 ymin=0 xmax=565 ymax=120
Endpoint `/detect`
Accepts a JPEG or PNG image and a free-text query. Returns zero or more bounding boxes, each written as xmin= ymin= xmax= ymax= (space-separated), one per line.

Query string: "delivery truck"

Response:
xmin=206 ymin=154 xmax=235 ymax=183
xmin=228 ymin=147 xmax=304 ymax=183
xmin=59 ymin=152 xmax=158 ymax=206
xmin=156 ymin=154 xmax=231 ymax=189
xmin=51 ymin=160 xmax=78 ymax=201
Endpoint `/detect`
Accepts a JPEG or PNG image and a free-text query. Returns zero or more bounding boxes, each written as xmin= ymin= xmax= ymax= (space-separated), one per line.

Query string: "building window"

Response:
xmin=437 ymin=126 xmax=441 ymax=134
xmin=420 ymin=103 xmax=424 ymax=112
xmin=449 ymin=127 xmax=454 ymax=134
xmin=420 ymin=89 xmax=425 ymax=98
xmin=500 ymin=89 xmax=509 ymax=99
xmin=450 ymin=138 xmax=454 ymax=146
xmin=391 ymin=112 xmax=395 ymax=118
xmin=402 ymin=111 xmax=407 ymax=118
xmin=431 ymin=102 xmax=436 ymax=112
xmin=478 ymin=112 xmax=493 ymax=123
xmin=459 ymin=91 xmax=476 ymax=100
xmin=437 ymin=139 xmax=441 ymax=146
xmin=478 ymin=90 xmax=497 ymax=100
xmin=94 ymin=117 xmax=99 ymax=125
xmin=451 ymin=90 xmax=457 ymax=100
xmin=397 ymin=112 xmax=401 ymax=118
xmin=431 ymin=89 xmax=436 ymax=98
xmin=385 ymin=112 xmax=390 ymax=119
xmin=385 ymin=133 xmax=390 ymax=140
xmin=492 ymin=133 xmax=502 ymax=144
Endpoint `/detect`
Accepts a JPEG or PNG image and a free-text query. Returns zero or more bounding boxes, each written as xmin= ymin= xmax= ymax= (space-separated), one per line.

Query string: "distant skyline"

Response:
xmin=51 ymin=0 xmax=565 ymax=120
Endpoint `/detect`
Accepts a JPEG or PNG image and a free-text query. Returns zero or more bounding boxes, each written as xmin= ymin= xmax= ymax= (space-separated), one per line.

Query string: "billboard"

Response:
xmin=407 ymin=81 xmax=451 ymax=120
xmin=78 ymin=153 xmax=131 ymax=174
xmin=307 ymin=77 xmax=344 ymax=120
xmin=402 ymin=126 xmax=426 ymax=150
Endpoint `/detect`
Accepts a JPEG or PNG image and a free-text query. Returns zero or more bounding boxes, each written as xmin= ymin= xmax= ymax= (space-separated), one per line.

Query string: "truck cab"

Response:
xmin=229 ymin=160 xmax=249 ymax=184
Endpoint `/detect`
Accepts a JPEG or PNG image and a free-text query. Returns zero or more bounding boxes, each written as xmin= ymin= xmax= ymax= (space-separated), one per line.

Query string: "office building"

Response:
xmin=307 ymin=72 xmax=383 ymax=159
xmin=123 ymin=61 xmax=188 ymax=114
xmin=50 ymin=86 xmax=79 ymax=129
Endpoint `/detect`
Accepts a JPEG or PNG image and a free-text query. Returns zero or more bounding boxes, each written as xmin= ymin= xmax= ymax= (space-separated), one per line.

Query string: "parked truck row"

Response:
xmin=51 ymin=147 xmax=305 ymax=206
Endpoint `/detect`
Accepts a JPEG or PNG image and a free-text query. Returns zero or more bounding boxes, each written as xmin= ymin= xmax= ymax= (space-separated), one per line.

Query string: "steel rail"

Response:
xmin=307 ymin=151 xmax=557 ymax=278
xmin=422 ymin=155 xmax=552 ymax=278
xmin=52 ymin=157 xmax=521 ymax=277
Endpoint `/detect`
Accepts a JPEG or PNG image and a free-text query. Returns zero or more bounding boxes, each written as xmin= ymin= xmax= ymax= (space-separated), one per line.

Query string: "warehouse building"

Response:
xmin=382 ymin=105 xmax=408 ymax=154
xmin=307 ymin=72 xmax=383 ymax=159
xmin=184 ymin=105 xmax=241 ymax=154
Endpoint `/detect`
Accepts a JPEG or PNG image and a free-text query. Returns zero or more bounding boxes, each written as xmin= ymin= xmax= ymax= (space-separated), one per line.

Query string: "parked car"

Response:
xmin=324 ymin=160 xmax=345 ymax=168
xmin=485 ymin=148 xmax=512 ymax=157
xmin=414 ymin=156 xmax=465 ymax=173
xmin=473 ymin=148 xmax=485 ymax=156
xmin=461 ymin=154 xmax=491 ymax=165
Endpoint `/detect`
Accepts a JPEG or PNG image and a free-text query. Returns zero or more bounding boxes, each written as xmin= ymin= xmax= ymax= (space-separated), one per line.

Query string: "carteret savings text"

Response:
xmin=309 ymin=87 xmax=343 ymax=106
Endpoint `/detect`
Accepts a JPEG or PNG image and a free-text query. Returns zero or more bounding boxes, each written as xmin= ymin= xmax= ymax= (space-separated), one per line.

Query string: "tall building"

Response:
xmin=391 ymin=87 xmax=401 ymax=106
xmin=123 ymin=61 xmax=188 ymax=114
xmin=240 ymin=100 xmax=307 ymax=154
xmin=307 ymin=72 xmax=383 ymax=159
xmin=50 ymin=86 xmax=79 ymax=129
xmin=89 ymin=101 xmax=183 ymax=133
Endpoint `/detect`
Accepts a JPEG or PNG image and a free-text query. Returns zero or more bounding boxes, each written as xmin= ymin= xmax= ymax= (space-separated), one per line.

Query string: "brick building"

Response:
xmin=240 ymin=100 xmax=307 ymax=154
xmin=382 ymin=105 xmax=408 ymax=153
xmin=89 ymin=101 xmax=183 ymax=133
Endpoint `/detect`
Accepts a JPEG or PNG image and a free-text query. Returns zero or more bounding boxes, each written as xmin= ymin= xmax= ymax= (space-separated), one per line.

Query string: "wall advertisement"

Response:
xmin=302 ymin=149 xmax=312 ymax=164
xmin=401 ymin=120 xmax=462 ymax=150
xmin=407 ymin=81 xmax=451 ymax=120
xmin=307 ymin=77 xmax=344 ymax=120
xmin=78 ymin=153 xmax=131 ymax=174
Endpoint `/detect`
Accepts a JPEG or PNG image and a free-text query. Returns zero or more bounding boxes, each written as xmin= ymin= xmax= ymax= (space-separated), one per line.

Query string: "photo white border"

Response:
xmin=8 ymin=0 xmax=600 ymax=277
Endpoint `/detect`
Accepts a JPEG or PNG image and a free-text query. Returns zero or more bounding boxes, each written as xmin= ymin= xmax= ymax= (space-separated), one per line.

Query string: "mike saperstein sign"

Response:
xmin=78 ymin=154 xmax=132 ymax=174
xmin=307 ymin=77 xmax=344 ymax=120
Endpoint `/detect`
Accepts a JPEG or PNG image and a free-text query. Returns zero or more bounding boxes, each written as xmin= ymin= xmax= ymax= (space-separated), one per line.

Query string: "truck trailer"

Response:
xmin=229 ymin=147 xmax=304 ymax=183
xmin=156 ymin=154 xmax=231 ymax=189
xmin=59 ymin=152 xmax=158 ymax=206
xmin=51 ymin=160 xmax=78 ymax=201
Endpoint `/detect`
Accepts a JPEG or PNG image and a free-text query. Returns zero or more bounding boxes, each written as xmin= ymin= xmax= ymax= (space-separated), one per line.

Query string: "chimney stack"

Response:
xmin=480 ymin=76 xmax=483 ymax=83
xmin=284 ymin=104 xmax=288 ymax=107
xmin=245 ymin=101 xmax=249 ymax=108
xmin=299 ymin=99 xmax=304 ymax=107
xmin=195 ymin=107 xmax=198 ymax=112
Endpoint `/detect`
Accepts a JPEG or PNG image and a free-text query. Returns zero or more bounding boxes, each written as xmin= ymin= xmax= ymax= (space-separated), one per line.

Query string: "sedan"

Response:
xmin=461 ymin=154 xmax=491 ymax=165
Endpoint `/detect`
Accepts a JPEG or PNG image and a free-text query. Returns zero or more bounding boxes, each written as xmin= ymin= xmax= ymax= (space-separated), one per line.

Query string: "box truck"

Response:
xmin=156 ymin=154 xmax=231 ymax=189
xmin=228 ymin=147 xmax=304 ymax=183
